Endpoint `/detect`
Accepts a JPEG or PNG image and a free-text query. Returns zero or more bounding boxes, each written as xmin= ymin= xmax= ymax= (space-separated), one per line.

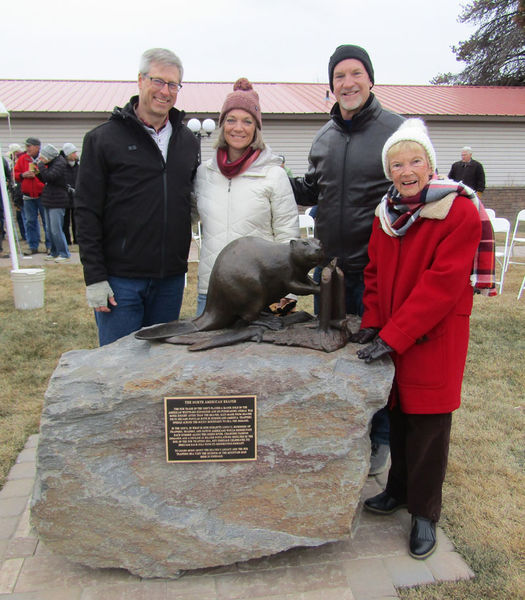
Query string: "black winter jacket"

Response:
xmin=292 ymin=94 xmax=404 ymax=273
xmin=38 ymin=155 xmax=69 ymax=209
xmin=74 ymin=97 xmax=200 ymax=286
xmin=448 ymin=159 xmax=486 ymax=193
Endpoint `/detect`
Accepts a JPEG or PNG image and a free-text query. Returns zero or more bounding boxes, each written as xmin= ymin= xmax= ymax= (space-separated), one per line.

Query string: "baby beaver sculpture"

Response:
xmin=135 ymin=236 xmax=351 ymax=352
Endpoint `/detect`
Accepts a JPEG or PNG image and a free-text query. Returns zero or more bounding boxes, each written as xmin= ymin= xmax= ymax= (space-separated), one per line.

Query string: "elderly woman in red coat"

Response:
xmin=351 ymin=118 xmax=495 ymax=560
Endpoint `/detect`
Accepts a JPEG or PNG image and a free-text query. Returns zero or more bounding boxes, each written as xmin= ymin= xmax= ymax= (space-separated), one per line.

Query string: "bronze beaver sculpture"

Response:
xmin=135 ymin=236 xmax=324 ymax=340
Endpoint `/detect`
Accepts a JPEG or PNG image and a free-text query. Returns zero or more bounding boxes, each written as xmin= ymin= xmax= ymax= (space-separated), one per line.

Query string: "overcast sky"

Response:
xmin=1 ymin=0 xmax=474 ymax=85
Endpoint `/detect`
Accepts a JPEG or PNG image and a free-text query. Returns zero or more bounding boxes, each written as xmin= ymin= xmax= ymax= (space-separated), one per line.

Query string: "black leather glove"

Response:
xmin=349 ymin=327 xmax=379 ymax=344
xmin=356 ymin=337 xmax=393 ymax=363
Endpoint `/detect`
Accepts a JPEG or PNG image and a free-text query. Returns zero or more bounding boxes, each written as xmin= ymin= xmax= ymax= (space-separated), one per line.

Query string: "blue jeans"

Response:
xmin=43 ymin=207 xmax=70 ymax=258
xmin=95 ymin=274 xmax=186 ymax=346
xmin=196 ymin=293 xmax=207 ymax=317
xmin=23 ymin=196 xmax=49 ymax=251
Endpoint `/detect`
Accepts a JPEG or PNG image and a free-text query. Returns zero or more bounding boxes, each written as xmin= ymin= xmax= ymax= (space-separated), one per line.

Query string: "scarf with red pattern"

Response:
xmin=217 ymin=147 xmax=261 ymax=178
xmin=378 ymin=178 xmax=497 ymax=296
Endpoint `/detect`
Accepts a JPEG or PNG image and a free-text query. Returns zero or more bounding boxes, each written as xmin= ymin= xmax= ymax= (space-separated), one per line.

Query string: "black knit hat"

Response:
xmin=328 ymin=44 xmax=374 ymax=91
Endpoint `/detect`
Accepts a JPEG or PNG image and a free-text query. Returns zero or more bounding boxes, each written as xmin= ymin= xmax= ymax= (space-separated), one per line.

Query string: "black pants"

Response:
xmin=385 ymin=404 xmax=452 ymax=522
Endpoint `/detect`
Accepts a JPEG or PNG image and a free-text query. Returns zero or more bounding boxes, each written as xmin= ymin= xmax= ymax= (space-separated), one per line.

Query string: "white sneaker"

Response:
xmin=55 ymin=256 xmax=71 ymax=263
xmin=44 ymin=254 xmax=57 ymax=261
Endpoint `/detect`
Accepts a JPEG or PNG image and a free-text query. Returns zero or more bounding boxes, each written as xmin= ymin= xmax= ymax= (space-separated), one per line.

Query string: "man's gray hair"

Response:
xmin=139 ymin=48 xmax=184 ymax=81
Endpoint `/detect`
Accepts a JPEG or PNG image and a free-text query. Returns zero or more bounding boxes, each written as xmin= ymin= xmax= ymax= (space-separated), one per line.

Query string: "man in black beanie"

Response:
xmin=291 ymin=44 xmax=404 ymax=476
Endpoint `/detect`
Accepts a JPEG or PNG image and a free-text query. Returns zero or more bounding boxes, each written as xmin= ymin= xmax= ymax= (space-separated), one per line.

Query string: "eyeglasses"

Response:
xmin=144 ymin=74 xmax=182 ymax=93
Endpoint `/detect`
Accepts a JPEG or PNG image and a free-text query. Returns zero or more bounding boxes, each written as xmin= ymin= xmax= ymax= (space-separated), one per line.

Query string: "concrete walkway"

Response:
xmin=0 ymin=435 xmax=474 ymax=600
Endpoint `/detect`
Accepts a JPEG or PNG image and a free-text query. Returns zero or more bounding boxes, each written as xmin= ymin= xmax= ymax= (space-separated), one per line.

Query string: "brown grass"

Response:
xmin=0 ymin=256 xmax=523 ymax=598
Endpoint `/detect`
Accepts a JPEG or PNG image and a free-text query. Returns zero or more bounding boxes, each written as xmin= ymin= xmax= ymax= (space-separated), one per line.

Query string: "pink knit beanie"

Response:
xmin=219 ymin=78 xmax=262 ymax=128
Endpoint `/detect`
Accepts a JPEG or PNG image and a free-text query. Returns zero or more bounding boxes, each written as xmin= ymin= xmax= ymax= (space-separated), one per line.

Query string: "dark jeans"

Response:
xmin=95 ymin=274 xmax=186 ymax=346
xmin=385 ymin=404 xmax=452 ymax=522
xmin=313 ymin=268 xmax=365 ymax=317
xmin=23 ymin=196 xmax=49 ymax=251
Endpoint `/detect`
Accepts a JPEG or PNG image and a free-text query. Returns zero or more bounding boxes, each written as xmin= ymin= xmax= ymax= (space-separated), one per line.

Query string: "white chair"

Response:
xmin=299 ymin=213 xmax=315 ymax=238
xmin=191 ymin=221 xmax=202 ymax=262
xmin=192 ymin=221 xmax=202 ymax=248
xmin=506 ymin=209 xmax=525 ymax=271
xmin=485 ymin=208 xmax=496 ymax=220
xmin=491 ymin=217 xmax=510 ymax=294
xmin=304 ymin=206 xmax=315 ymax=217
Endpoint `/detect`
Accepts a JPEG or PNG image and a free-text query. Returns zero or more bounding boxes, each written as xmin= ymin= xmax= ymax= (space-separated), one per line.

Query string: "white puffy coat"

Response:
xmin=194 ymin=147 xmax=300 ymax=295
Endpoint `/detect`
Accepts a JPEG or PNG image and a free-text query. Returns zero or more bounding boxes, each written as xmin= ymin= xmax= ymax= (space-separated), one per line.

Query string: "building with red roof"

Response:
xmin=1 ymin=79 xmax=524 ymax=218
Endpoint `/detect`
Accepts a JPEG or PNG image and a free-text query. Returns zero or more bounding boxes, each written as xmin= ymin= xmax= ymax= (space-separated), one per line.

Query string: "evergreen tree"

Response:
xmin=432 ymin=0 xmax=525 ymax=85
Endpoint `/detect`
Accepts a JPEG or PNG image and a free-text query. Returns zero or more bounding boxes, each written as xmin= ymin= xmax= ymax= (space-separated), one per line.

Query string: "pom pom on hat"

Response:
xmin=219 ymin=77 xmax=262 ymax=128
xmin=382 ymin=118 xmax=437 ymax=180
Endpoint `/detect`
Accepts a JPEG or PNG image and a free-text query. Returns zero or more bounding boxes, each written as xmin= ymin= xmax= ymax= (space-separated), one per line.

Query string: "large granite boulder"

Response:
xmin=31 ymin=332 xmax=394 ymax=578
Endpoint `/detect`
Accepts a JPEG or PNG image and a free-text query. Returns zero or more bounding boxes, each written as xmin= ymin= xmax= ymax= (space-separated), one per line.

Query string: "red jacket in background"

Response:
xmin=361 ymin=195 xmax=482 ymax=415
xmin=14 ymin=153 xmax=44 ymax=198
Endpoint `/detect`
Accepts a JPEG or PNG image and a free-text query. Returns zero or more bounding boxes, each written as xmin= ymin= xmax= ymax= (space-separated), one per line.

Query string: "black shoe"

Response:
xmin=23 ymin=248 xmax=39 ymax=256
xmin=409 ymin=516 xmax=437 ymax=559
xmin=364 ymin=490 xmax=407 ymax=515
xmin=369 ymin=442 xmax=390 ymax=475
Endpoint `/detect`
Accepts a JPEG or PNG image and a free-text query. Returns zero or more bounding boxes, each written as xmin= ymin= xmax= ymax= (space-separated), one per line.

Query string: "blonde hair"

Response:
xmin=214 ymin=125 xmax=266 ymax=151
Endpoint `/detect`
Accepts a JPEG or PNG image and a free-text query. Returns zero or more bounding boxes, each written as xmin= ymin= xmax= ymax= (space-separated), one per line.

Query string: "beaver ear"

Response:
xmin=290 ymin=239 xmax=297 ymax=248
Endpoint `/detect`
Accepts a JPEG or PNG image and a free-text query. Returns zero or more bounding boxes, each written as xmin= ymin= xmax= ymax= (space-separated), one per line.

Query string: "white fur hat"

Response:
xmin=382 ymin=118 xmax=437 ymax=180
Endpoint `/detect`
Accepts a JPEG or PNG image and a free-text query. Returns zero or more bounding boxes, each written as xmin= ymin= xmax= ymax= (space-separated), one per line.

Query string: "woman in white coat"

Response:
xmin=194 ymin=78 xmax=300 ymax=316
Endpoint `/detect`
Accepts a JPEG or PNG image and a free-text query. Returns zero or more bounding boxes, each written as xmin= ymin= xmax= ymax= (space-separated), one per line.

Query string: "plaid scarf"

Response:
xmin=378 ymin=178 xmax=497 ymax=296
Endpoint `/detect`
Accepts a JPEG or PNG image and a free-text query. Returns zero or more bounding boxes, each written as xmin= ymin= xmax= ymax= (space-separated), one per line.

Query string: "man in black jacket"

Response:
xmin=291 ymin=45 xmax=405 ymax=475
xmin=75 ymin=48 xmax=200 ymax=346
xmin=448 ymin=147 xmax=486 ymax=196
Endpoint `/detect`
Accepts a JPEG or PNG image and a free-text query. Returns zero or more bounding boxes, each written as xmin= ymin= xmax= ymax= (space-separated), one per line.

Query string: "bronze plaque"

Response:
xmin=164 ymin=395 xmax=257 ymax=462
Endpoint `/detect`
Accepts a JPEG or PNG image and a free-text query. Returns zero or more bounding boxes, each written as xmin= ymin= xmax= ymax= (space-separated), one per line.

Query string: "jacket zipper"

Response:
xmin=340 ymin=135 xmax=351 ymax=262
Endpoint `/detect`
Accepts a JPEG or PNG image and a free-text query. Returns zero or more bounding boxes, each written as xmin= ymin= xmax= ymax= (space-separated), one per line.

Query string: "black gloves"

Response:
xmin=349 ymin=327 xmax=379 ymax=344
xmin=356 ymin=337 xmax=393 ymax=363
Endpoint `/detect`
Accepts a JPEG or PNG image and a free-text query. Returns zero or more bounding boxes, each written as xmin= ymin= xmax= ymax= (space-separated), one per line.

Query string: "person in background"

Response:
xmin=278 ymin=154 xmax=293 ymax=177
xmin=0 ymin=157 xmax=10 ymax=257
xmin=193 ymin=78 xmax=299 ymax=317
xmin=448 ymin=146 xmax=486 ymax=197
xmin=14 ymin=137 xmax=49 ymax=255
xmin=62 ymin=143 xmax=80 ymax=245
xmin=37 ymin=144 xmax=71 ymax=263
xmin=75 ymin=48 xmax=200 ymax=346
xmin=291 ymin=44 xmax=405 ymax=476
xmin=7 ymin=144 xmax=26 ymax=241
xmin=357 ymin=119 xmax=495 ymax=559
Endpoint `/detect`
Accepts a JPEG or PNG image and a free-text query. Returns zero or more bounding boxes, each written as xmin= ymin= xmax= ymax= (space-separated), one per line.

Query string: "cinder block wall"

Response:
xmin=482 ymin=188 xmax=525 ymax=223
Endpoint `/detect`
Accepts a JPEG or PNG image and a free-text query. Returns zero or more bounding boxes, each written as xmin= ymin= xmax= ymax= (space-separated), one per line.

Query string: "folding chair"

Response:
xmin=299 ymin=213 xmax=315 ymax=238
xmin=305 ymin=206 xmax=315 ymax=217
xmin=491 ymin=217 xmax=510 ymax=294
xmin=506 ymin=209 xmax=525 ymax=271
xmin=485 ymin=208 xmax=496 ymax=220
xmin=192 ymin=221 xmax=202 ymax=248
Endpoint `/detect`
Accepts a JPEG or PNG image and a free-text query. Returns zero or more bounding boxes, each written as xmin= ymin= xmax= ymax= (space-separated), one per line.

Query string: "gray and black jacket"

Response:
xmin=291 ymin=94 xmax=404 ymax=274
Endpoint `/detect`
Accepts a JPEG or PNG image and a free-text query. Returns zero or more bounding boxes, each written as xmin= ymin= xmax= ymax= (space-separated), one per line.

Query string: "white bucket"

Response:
xmin=10 ymin=268 xmax=46 ymax=310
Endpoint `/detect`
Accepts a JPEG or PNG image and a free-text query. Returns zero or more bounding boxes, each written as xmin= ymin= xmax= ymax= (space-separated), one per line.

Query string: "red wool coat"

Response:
xmin=361 ymin=194 xmax=482 ymax=414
